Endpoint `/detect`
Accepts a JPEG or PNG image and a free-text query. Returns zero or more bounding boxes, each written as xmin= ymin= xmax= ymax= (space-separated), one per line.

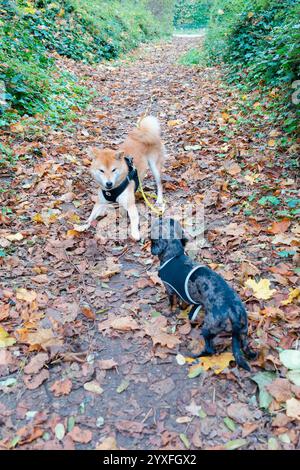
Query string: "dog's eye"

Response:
xmin=99 ymin=169 xmax=104 ymax=173
xmin=112 ymin=168 xmax=116 ymax=173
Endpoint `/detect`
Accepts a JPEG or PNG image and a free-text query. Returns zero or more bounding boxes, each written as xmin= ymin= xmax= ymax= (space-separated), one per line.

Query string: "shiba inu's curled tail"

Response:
xmin=136 ymin=115 xmax=161 ymax=144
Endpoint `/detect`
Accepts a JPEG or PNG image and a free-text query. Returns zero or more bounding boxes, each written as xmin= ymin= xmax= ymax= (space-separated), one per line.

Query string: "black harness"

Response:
xmin=159 ymin=254 xmax=204 ymax=321
xmin=102 ymin=157 xmax=140 ymax=203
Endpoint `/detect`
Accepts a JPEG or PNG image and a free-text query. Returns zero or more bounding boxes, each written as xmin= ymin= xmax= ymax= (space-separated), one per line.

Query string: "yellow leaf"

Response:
xmin=244 ymin=173 xmax=259 ymax=185
xmin=253 ymin=102 xmax=261 ymax=108
xmin=32 ymin=213 xmax=44 ymax=224
xmin=68 ymin=213 xmax=81 ymax=224
xmin=167 ymin=119 xmax=182 ymax=127
xmin=248 ymin=12 xmax=254 ymax=18
xmin=268 ymin=139 xmax=276 ymax=147
xmin=16 ymin=288 xmax=37 ymax=303
xmin=66 ymin=229 xmax=80 ymax=238
xmin=188 ymin=352 xmax=235 ymax=375
xmin=245 ymin=278 xmax=276 ymax=300
xmin=221 ymin=112 xmax=230 ymax=122
xmin=281 ymin=288 xmax=300 ymax=306
xmin=0 ymin=326 xmax=16 ymax=348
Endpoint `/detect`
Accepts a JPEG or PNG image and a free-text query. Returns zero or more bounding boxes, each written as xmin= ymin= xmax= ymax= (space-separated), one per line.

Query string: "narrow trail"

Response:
xmin=0 ymin=37 xmax=299 ymax=450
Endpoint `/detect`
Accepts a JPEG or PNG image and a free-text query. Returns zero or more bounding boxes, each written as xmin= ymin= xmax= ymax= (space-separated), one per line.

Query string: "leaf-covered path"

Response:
xmin=0 ymin=37 xmax=299 ymax=450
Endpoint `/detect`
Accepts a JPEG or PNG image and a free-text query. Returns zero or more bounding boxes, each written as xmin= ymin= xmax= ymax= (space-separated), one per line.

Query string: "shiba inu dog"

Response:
xmin=74 ymin=116 xmax=165 ymax=240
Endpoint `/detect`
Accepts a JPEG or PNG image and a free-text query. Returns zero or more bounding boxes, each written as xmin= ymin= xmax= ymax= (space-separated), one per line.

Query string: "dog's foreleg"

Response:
xmin=168 ymin=294 xmax=177 ymax=313
xmin=74 ymin=200 xmax=106 ymax=232
xmin=241 ymin=335 xmax=257 ymax=360
xmin=148 ymin=158 xmax=163 ymax=206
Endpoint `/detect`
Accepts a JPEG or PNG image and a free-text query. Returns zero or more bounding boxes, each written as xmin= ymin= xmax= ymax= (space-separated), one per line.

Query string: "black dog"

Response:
xmin=150 ymin=217 xmax=257 ymax=371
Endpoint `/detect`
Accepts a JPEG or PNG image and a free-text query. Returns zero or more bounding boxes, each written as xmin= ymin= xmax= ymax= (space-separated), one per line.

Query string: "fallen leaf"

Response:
xmin=96 ymin=436 xmax=118 ymax=450
xmin=4 ymin=233 xmax=24 ymax=242
xmin=84 ymin=381 xmax=103 ymax=395
xmin=16 ymin=288 xmax=37 ymax=303
xmin=266 ymin=379 xmax=292 ymax=402
xmin=23 ymin=369 xmax=49 ymax=390
xmin=24 ymin=353 xmax=48 ymax=374
xmin=68 ymin=426 xmax=92 ymax=443
xmin=279 ymin=350 xmax=300 ymax=370
xmin=188 ymin=352 xmax=234 ymax=376
xmin=98 ymin=359 xmax=118 ymax=370
xmin=251 ymin=371 xmax=276 ymax=409
xmin=55 ymin=423 xmax=65 ymax=441
xmin=281 ymin=288 xmax=300 ymax=306
xmin=0 ymin=326 xmax=16 ymax=348
xmin=26 ymin=329 xmax=63 ymax=350
xmin=224 ymin=438 xmax=247 ymax=450
xmin=245 ymin=278 xmax=276 ymax=300
xmin=116 ymin=379 xmax=130 ymax=393
xmin=81 ymin=305 xmax=96 ymax=320
xmin=268 ymin=220 xmax=291 ymax=234
xmin=287 ymin=370 xmax=300 ymax=386
xmin=286 ymin=398 xmax=300 ymax=420
xmin=51 ymin=379 xmax=72 ymax=397
xmin=227 ymin=403 xmax=253 ymax=424
xmin=116 ymin=420 xmax=144 ymax=434
xmin=144 ymin=317 xmax=180 ymax=349
xmin=110 ymin=316 xmax=139 ymax=331
xmin=179 ymin=433 xmax=190 ymax=449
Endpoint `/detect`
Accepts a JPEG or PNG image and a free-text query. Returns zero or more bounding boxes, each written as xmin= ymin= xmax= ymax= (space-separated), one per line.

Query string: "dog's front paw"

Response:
xmin=73 ymin=223 xmax=90 ymax=232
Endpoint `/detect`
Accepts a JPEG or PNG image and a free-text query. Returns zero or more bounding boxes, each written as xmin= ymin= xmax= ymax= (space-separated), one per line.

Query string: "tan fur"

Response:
xmin=75 ymin=116 xmax=165 ymax=240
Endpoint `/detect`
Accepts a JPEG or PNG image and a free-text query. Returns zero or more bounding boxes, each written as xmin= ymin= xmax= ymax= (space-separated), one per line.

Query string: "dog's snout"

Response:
xmin=106 ymin=181 xmax=113 ymax=189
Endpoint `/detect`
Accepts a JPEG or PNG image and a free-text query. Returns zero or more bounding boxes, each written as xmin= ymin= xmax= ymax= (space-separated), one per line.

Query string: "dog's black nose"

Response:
xmin=106 ymin=182 xmax=113 ymax=189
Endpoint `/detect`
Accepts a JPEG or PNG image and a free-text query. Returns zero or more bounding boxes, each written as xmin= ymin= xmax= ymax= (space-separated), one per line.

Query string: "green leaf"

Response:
xmin=224 ymin=417 xmax=236 ymax=431
xmin=179 ymin=433 xmax=190 ymax=449
xmin=268 ymin=437 xmax=279 ymax=450
xmin=9 ymin=436 xmax=21 ymax=449
xmin=287 ymin=370 xmax=300 ymax=386
xmin=55 ymin=423 xmax=65 ymax=441
xmin=117 ymin=379 xmax=130 ymax=393
xmin=224 ymin=438 xmax=247 ymax=450
xmin=188 ymin=365 xmax=204 ymax=379
xmin=280 ymin=350 xmax=300 ymax=370
xmin=251 ymin=371 xmax=276 ymax=409
xmin=67 ymin=416 xmax=75 ymax=433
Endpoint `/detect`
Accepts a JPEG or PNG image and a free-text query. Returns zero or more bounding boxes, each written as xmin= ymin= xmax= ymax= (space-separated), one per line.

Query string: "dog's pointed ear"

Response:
xmin=87 ymin=146 xmax=97 ymax=160
xmin=116 ymin=150 xmax=125 ymax=160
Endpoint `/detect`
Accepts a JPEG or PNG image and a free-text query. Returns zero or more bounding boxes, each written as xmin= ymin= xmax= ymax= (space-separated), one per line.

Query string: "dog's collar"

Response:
xmin=102 ymin=157 xmax=139 ymax=202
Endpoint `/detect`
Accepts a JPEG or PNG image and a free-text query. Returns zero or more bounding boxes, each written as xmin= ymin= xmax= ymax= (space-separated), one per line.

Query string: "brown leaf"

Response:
xmin=268 ymin=219 xmax=291 ymax=234
xmin=24 ymin=353 xmax=48 ymax=375
xmin=68 ymin=426 xmax=92 ymax=443
xmin=227 ymin=403 xmax=254 ymax=424
xmin=266 ymin=379 xmax=292 ymax=402
xmin=50 ymin=379 xmax=72 ymax=397
xmin=110 ymin=316 xmax=139 ymax=331
xmin=26 ymin=329 xmax=63 ymax=351
xmin=81 ymin=304 xmax=96 ymax=321
xmin=144 ymin=317 xmax=181 ymax=349
xmin=97 ymin=359 xmax=118 ymax=370
xmin=242 ymin=423 xmax=259 ymax=438
xmin=96 ymin=436 xmax=118 ymax=450
xmin=23 ymin=369 xmax=49 ymax=390
xmin=116 ymin=420 xmax=144 ymax=434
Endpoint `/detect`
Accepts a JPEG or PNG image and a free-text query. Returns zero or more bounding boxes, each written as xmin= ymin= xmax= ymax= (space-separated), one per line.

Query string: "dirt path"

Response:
xmin=0 ymin=37 xmax=299 ymax=450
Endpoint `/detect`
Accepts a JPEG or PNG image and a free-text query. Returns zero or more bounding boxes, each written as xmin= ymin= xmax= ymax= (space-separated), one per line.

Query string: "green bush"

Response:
xmin=182 ymin=0 xmax=300 ymax=135
xmin=174 ymin=0 xmax=212 ymax=29
xmin=0 ymin=0 xmax=167 ymax=127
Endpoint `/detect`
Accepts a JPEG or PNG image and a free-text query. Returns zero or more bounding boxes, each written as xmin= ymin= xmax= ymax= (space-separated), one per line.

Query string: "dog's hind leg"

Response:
xmin=232 ymin=325 xmax=251 ymax=371
xmin=241 ymin=335 xmax=257 ymax=360
xmin=190 ymin=327 xmax=216 ymax=358
xmin=148 ymin=157 xmax=163 ymax=206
